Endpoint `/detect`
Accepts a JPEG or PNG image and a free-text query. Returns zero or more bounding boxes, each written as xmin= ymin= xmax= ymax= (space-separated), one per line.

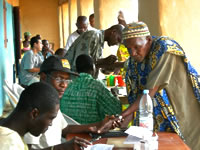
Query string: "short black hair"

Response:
xmin=15 ymin=82 xmax=59 ymax=114
xmin=76 ymin=54 xmax=94 ymax=73
xmin=55 ymin=48 xmax=67 ymax=57
xmin=109 ymin=24 xmax=124 ymax=35
xmin=42 ymin=39 xmax=48 ymax=45
xmin=77 ymin=16 xmax=87 ymax=24
xmin=89 ymin=14 xmax=94 ymax=21
xmin=36 ymin=34 xmax=41 ymax=39
xmin=30 ymin=36 xmax=41 ymax=48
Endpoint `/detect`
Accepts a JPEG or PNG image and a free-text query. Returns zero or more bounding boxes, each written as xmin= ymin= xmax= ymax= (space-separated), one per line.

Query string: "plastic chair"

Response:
xmin=4 ymin=80 xmax=24 ymax=99
xmin=12 ymin=83 xmax=24 ymax=99
xmin=62 ymin=113 xmax=80 ymax=125
xmin=3 ymin=85 xmax=18 ymax=108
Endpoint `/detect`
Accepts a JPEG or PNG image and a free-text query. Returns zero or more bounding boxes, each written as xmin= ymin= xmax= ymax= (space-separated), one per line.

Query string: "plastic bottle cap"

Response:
xmin=143 ymin=89 xmax=149 ymax=94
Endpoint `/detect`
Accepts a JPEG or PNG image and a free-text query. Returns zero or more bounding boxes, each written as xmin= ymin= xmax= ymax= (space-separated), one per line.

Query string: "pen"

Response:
xmin=90 ymin=135 xmax=101 ymax=143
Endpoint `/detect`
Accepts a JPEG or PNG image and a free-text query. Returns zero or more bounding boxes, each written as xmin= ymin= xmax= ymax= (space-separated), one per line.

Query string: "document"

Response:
xmin=84 ymin=144 xmax=114 ymax=150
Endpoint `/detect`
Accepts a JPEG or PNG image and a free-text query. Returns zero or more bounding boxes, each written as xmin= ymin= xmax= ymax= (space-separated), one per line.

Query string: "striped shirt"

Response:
xmin=60 ymin=73 xmax=122 ymax=124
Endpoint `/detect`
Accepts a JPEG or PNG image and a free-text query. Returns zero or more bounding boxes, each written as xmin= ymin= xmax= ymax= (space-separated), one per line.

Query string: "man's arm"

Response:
xmin=28 ymin=68 xmax=40 ymax=73
xmin=29 ymin=136 xmax=91 ymax=150
xmin=95 ymin=55 xmax=118 ymax=68
xmin=121 ymin=86 xmax=159 ymax=118
xmin=62 ymin=116 xmax=118 ymax=138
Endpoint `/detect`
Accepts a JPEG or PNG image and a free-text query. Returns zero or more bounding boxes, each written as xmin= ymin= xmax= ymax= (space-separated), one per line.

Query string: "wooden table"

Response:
xmin=66 ymin=132 xmax=190 ymax=150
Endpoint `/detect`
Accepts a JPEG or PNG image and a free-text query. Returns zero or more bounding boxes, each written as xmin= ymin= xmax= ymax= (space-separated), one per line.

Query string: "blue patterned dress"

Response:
xmin=125 ymin=36 xmax=200 ymax=139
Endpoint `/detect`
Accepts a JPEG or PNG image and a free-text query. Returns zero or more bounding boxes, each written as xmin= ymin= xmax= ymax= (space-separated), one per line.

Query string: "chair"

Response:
xmin=12 ymin=83 xmax=24 ymax=99
xmin=62 ymin=113 xmax=80 ymax=125
xmin=3 ymin=80 xmax=25 ymax=108
xmin=4 ymin=80 xmax=24 ymax=99
xmin=3 ymin=85 xmax=18 ymax=108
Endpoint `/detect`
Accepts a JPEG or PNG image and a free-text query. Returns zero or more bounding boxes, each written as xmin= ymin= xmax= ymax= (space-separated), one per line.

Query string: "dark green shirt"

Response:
xmin=60 ymin=73 xmax=122 ymax=124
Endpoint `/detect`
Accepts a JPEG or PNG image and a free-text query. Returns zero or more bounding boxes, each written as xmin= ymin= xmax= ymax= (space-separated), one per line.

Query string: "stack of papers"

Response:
xmin=124 ymin=126 xmax=153 ymax=140
xmin=123 ymin=126 xmax=158 ymax=150
xmin=84 ymin=144 xmax=114 ymax=150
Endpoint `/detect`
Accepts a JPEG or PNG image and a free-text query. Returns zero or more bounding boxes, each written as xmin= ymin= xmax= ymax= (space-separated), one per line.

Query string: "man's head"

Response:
xmin=42 ymin=39 xmax=49 ymax=49
xmin=55 ymin=48 xmax=67 ymax=57
xmin=30 ymin=36 xmax=42 ymax=51
xmin=40 ymin=55 xmax=78 ymax=98
xmin=15 ymin=82 xmax=59 ymax=136
xmin=89 ymin=14 xmax=95 ymax=27
xmin=76 ymin=16 xmax=88 ymax=34
xmin=122 ymin=22 xmax=152 ymax=62
xmin=24 ymin=32 xmax=31 ymax=40
xmin=76 ymin=54 xmax=95 ymax=76
xmin=104 ymin=24 xmax=124 ymax=46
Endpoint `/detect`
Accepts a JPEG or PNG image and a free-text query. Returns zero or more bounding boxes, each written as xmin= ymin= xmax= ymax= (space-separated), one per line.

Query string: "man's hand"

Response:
xmin=88 ymin=115 xmax=123 ymax=134
xmin=112 ymin=115 xmax=124 ymax=129
xmin=111 ymin=87 xmax=119 ymax=97
xmin=104 ymin=55 xmax=118 ymax=65
xmin=64 ymin=136 xmax=91 ymax=150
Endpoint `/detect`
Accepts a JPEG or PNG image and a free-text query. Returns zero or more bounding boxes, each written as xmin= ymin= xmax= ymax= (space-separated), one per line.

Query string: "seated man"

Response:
xmin=60 ymin=54 xmax=122 ymax=124
xmin=41 ymin=39 xmax=54 ymax=60
xmin=0 ymin=82 xmax=91 ymax=150
xmin=19 ymin=35 xmax=43 ymax=87
xmin=65 ymin=16 xmax=88 ymax=51
xmin=24 ymin=55 xmax=117 ymax=149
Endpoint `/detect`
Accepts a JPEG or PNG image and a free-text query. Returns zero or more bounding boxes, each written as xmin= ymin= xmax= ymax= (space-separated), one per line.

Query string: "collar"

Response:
xmin=79 ymin=73 xmax=93 ymax=78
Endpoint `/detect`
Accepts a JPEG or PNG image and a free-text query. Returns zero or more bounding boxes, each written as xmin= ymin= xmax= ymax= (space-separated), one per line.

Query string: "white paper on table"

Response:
xmin=124 ymin=126 xmax=158 ymax=150
xmin=123 ymin=135 xmax=142 ymax=144
xmin=124 ymin=126 xmax=153 ymax=139
xmin=84 ymin=144 xmax=114 ymax=150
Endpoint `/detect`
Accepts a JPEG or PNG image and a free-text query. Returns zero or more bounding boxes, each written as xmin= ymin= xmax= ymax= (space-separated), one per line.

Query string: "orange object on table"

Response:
xmin=115 ymin=75 xmax=125 ymax=87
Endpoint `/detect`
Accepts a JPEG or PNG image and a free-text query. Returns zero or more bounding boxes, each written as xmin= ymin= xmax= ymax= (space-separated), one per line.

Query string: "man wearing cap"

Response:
xmin=21 ymin=31 xmax=31 ymax=55
xmin=115 ymin=22 xmax=200 ymax=149
xmin=65 ymin=24 xmax=124 ymax=78
xmin=24 ymin=55 xmax=117 ymax=149
xmin=19 ymin=35 xmax=43 ymax=87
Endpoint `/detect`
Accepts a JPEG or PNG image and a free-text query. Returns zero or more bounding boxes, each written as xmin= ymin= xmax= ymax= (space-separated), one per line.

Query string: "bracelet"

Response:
xmin=51 ymin=146 xmax=54 ymax=150
xmin=118 ymin=115 xmax=123 ymax=121
xmin=115 ymin=114 xmax=123 ymax=121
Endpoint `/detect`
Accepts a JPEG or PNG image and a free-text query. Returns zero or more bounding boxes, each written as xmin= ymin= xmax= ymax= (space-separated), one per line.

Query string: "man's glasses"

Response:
xmin=47 ymin=74 xmax=72 ymax=84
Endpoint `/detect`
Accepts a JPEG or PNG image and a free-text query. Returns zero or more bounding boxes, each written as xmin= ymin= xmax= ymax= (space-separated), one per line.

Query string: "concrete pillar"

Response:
xmin=77 ymin=0 xmax=94 ymax=17
xmin=69 ymin=0 xmax=77 ymax=34
xmin=138 ymin=0 xmax=161 ymax=36
xmin=62 ymin=2 xmax=69 ymax=47
xmin=159 ymin=0 xmax=200 ymax=72
xmin=58 ymin=6 xmax=64 ymax=48
xmin=94 ymin=0 xmax=138 ymax=30
xmin=58 ymin=2 xmax=69 ymax=48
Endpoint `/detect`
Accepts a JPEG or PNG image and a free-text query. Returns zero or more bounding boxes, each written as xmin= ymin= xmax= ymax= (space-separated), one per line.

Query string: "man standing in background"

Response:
xmin=65 ymin=16 xmax=88 ymax=51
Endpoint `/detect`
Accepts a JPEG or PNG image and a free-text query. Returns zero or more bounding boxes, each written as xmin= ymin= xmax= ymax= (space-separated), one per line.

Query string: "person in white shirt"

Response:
xmin=24 ymin=55 xmax=120 ymax=149
xmin=65 ymin=16 xmax=88 ymax=50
